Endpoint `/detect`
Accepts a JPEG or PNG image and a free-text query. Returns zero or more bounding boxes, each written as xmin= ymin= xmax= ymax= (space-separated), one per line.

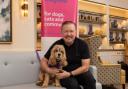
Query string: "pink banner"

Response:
xmin=41 ymin=0 xmax=77 ymax=37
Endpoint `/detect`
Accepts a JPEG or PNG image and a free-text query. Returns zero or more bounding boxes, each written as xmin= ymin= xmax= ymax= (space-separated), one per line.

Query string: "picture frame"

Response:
xmin=0 ymin=0 xmax=12 ymax=43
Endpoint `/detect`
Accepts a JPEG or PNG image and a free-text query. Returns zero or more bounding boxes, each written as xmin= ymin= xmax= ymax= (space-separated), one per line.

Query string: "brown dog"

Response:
xmin=36 ymin=45 xmax=68 ymax=87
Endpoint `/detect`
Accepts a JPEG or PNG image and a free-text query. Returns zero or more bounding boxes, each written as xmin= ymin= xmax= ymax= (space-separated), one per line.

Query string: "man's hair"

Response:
xmin=61 ymin=21 xmax=77 ymax=30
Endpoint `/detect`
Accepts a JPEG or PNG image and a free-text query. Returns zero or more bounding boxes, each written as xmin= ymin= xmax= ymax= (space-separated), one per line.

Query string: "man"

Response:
xmin=41 ymin=21 xmax=96 ymax=89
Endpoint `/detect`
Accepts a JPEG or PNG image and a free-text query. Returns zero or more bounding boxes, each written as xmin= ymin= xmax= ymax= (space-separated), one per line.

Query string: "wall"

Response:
xmin=109 ymin=0 xmax=128 ymax=9
xmin=88 ymin=0 xmax=128 ymax=9
xmin=0 ymin=0 xmax=36 ymax=51
xmin=0 ymin=0 xmax=128 ymax=51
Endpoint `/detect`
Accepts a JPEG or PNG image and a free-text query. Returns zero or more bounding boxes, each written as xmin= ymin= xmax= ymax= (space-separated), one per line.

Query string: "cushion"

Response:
xmin=0 ymin=83 xmax=65 ymax=89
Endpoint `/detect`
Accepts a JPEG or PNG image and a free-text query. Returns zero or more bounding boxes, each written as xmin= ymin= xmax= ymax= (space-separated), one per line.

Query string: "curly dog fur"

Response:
xmin=36 ymin=45 xmax=68 ymax=87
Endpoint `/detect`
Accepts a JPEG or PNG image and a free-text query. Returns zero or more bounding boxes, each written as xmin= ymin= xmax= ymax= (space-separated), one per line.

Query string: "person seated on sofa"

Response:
xmin=41 ymin=21 xmax=96 ymax=89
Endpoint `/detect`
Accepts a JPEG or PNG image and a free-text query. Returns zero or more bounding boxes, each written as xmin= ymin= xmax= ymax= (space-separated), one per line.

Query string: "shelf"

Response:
xmin=98 ymin=49 xmax=125 ymax=51
xmin=125 ymin=55 xmax=128 ymax=57
xmin=110 ymin=41 xmax=125 ymax=44
xmin=79 ymin=20 xmax=105 ymax=24
xmin=36 ymin=2 xmax=41 ymax=51
xmin=79 ymin=34 xmax=92 ymax=38
xmin=79 ymin=0 xmax=128 ymax=48
xmin=79 ymin=34 xmax=106 ymax=38
xmin=110 ymin=15 xmax=128 ymax=20
xmin=79 ymin=10 xmax=106 ymax=25
xmin=37 ymin=18 xmax=41 ymax=23
xmin=37 ymin=3 xmax=41 ymax=23
xmin=79 ymin=10 xmax=105 ymax=16
xmin=109 ymin=12 xmax=128 ymax=45
xmin=110 ymin=28 xmax=128 ymax=32
xmin=37 ymin=2 xmax=41 ymax=6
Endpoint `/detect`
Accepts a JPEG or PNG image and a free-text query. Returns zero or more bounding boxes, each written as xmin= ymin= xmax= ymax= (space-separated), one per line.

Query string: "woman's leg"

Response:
xmin=60 ymin=77 xmax=81 ymax=89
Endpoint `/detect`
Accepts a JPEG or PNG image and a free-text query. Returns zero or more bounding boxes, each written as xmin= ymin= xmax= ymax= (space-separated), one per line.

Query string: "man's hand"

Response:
xmin=47 ymin=67 xmax=59 ymax=75
xmin=56 ymin=70 xmax=70 ymax=79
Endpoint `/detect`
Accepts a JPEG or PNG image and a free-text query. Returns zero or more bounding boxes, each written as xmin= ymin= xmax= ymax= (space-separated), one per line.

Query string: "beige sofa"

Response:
xmin=0 ymin=51 xmax=102 ymax=89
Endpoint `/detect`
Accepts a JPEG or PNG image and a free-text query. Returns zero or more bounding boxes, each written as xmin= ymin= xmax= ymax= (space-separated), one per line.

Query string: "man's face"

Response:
xmin=61 ymin=23 xmax=76 ymax=46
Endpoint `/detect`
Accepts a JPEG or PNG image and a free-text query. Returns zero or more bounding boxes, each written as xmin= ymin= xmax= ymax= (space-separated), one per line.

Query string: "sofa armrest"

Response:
xmin=98 ymin=64 xmax=121 ymax=84
xmin=89 ymin=65 xmax=97 ymax=81
xmin=101 ymin=64 xmax=121 ymax=66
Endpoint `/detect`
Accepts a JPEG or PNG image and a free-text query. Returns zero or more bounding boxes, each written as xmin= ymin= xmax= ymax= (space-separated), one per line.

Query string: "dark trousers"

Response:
xmin=60 ymin=71 xmax=96 ymax=89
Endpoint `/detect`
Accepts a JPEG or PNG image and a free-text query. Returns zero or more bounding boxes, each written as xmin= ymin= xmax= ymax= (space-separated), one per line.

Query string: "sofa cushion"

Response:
xmin=0 ymin=51 xmax=40 ymax=87
xmin=0 ymin=83 xmax=102 ymax=89
xmin=0 ymin=51 xmax=102 ymax=89
xmin=0 ymin=83 xmax=66 ymax=89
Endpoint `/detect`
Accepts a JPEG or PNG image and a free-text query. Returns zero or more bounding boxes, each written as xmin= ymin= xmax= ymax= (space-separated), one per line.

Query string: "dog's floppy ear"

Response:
xmin=48 ymin=46 xmax=56 ymax=65
xmin=61 ymin=46 xmax=68 ymax=66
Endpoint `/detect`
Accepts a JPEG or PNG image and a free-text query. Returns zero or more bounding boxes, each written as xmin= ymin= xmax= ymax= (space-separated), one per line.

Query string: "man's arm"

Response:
xmin=56 ymin=59 xmax=90 ymax=79
xmin=40 ymin=57 xmax=59 ymax=75
xmin=70 ymin=58 xmax=90 ymax=76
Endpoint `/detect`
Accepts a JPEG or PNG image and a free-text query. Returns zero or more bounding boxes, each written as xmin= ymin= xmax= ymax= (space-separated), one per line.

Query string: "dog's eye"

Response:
xmin=61 ymin=50 xmax=63 ymax=53
xmin=55 ymin=49 xmax=58 ymax=52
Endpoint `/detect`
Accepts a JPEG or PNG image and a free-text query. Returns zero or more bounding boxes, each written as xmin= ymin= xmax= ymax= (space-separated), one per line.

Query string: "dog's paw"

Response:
xmin=36 ymin=81 xmax=43 ymax=86
xmin=55 ymin=83 xmax=61 ymax=87
xmin=42 ymin=83 xmax=48 ymax=88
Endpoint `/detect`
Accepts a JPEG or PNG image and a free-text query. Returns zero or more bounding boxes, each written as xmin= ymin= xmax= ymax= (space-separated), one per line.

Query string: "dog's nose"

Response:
xmin=58 ymin=53 xmax=61 ymax=57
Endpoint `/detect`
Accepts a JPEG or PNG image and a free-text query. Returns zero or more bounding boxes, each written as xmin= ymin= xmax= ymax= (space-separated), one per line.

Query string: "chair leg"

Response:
xmin=122 ymin=84 xmax=125 ymax=89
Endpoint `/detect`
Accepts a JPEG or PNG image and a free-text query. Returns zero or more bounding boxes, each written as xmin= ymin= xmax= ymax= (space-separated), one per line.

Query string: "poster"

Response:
xmin=41 ymin=0 xmax=77 ymax=37
xmin=0 ymin=0 xmax=12 ymax=43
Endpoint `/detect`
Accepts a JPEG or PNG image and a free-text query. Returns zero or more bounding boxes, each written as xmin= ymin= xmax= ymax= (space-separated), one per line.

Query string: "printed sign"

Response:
xmin=41 ymin=0 xmax=77 ymax=37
